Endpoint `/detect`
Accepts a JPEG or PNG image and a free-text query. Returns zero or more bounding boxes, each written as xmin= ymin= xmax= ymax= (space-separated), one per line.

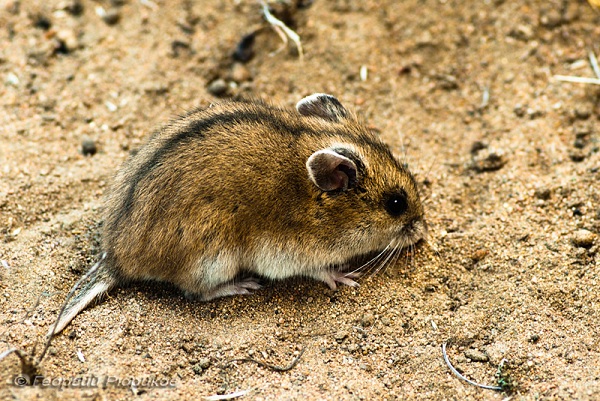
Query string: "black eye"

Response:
xmin=384 ymin=191 xmax=408 ymax=217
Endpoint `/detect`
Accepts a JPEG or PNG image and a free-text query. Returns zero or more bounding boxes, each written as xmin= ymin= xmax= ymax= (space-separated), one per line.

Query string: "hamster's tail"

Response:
xmin=48 ymin=253 xmax=118 ymax=336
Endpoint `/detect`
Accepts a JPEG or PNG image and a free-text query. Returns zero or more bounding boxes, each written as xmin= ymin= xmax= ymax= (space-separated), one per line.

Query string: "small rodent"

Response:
xmin=51 ymin=93 xmax=427 ymax=334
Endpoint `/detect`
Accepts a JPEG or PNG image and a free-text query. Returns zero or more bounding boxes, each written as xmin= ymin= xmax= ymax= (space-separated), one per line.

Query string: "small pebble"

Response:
xmin=207 ymin=79 xmax=228 ymax=96
xmin=534 ymin=187 xmax=551 ymax=200
xmin=573 ymin=136 xmax=587 ymax=149
xmin=469 ymin=148 xmax=507 ymax=173
xmin=526 ymin=107 xmax=543 ymax=119
xmin=81 ymin=137 xmax=97 ymax=156
xmin=101 ymin=8 xmax=121 ymax=25
xmin=436 ymin=74 xmax=458 ymax=90
xmin=231 ymin=63 xmax=251 ymax=83
xmin=513 ymin=104 xmax=526 ymax=117
xmin=334 ymin=331 xmax=348 ymax=342
xmin=509 ymin=24 xmax=533 ymax=41
xmin=574 ymin=122 xmax=592 ymax=139
xmin=574 ymin=104 xmax=592 ymax=120
xmin=347 ymin=343 xmax=359 ymax=352
xmin=171 ymin=40 xmax=191 ymax=57
xmin=142 ymin=82 xmax=169 ymax=95
xmin=572 ymin=229 xmax=596 ymax=248
xmin=539 ymin=9 xmax=562 ymax=28
xmin=6 ymin=72 xmax=19 ymax=86
xmin=60 ymin=0 xmax=84 ymax=16
xmin=470 ymin=140 xmax=487 ymax=155
xmin=55 ymin=29 xmax=79 ymax=53
xmin=198 ymin=357 xmax=211 ymax=369
xmin=464 ymin=349 xmax=489 ymax=362
xmin=233 ymin=32 xmax=256 ymax=63
xmin=360 ymin=313 xmax=375 ymax=327
xmin=471 ymin=249 xmax=489 ymax=262
xmin=569 ymin=151 xmax=586 ymax=163
xmin=33 ymin=14 xmax=52 ymax=30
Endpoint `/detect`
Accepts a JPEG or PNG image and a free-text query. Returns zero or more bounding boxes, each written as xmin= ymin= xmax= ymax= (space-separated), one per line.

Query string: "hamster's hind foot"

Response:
xmin=200 ymin=277 xmax=263 ymax=301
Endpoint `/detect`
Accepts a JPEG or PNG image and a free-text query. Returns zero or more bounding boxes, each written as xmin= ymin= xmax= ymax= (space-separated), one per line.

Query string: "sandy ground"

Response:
xmin=1 ymin=0 xmax=599 ymax=400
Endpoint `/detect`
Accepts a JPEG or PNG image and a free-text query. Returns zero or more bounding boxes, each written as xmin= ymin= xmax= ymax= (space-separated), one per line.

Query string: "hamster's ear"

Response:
xmin=296 ymin=93 xmax=350 ymax=122
xmin=306 ymin=148 xmax=357 ymax=191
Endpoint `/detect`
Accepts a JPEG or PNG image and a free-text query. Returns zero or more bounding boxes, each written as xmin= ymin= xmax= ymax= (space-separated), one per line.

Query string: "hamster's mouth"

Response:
xmin=395 ymin=218 xmax=428 ymax=248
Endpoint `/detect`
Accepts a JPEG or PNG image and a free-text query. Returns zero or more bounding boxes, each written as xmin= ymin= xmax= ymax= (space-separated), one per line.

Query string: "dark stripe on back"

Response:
xmin=112 ymin=108 xmax=305 ymax=229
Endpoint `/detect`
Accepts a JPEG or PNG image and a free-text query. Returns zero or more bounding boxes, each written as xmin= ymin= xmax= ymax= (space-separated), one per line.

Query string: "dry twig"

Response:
xmin=225 ymin=346 xmax=305 ymax=372
xmin=442 ymin=343 xmax=503 ymax=391
xmin=204 ymin=390 xmax=250 ymax=401
xmin=552 ymin=50 xmax=600 ymax=86
xmin=261 ymin=1 xmax=304 ymax=60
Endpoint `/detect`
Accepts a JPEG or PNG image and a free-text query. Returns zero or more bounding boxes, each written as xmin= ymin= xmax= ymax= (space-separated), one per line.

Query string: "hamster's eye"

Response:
xmin=384 ymin=191 xmax=408 ymax=217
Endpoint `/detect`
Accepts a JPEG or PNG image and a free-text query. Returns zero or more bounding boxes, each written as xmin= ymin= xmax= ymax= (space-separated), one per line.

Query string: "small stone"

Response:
xmin=171 ymin=40 xmax=191 ymax=57
xmin=574 ymin=104 xmax=592 ymax=120
xmin=436 ymin=74 xmax=458 ymax=90
xmin=513 ymin=104 xmax=526 ymax=117
xmin=33 ymin=14 xmax=52 ymax=30
xmin=81 ymin=137 xmax=97 ymax=156
xmin=233 ymin=32 xmax=256 ymax=62
xmin=207 ymin=79 xmax=228 ymax=96
xmin=469 ymin=148 xmax=507 ymax=173
xmin=464 ymin=349 xmax=489 ymax=362
xmin=526 ymin=107 xmax=543 ymax=119
xmin=471 ymin=249 xmax=489 ymax=262
xmin=534 ymin=187 xmax=551 ymax=200
xmin=59 ymin=0 xmax=84 ymax=16
xmin=55 ymin=29 xmax=79 ymax=52
xmin=231 ymin=63 xmax=251 ymax=83
xmin=360 ymin=313 xmax=375 ymax=327
xmin=569 ymin=151 xmax=586 ymax=163
xmin=198 ymin=357 xmax=211 ymax=369
xmin=470 ymin=141 xmax=487 ymax=155
xmin=192 ymin=358 xmax=211 ymax=374
xmin=572 ymin=229 xmax=596 ymax=248
xmin=102 ymin=8 xmax=121 ymax=25
xmin=334 ymin=331 xmax=348 ymax=343
xmin=347 ymin=343 xmax=359 ymax=352
xmin=6 ymin=72 xmax=19 ymax=86
xmin=539 ymin=9 xmax=562 ymax=28
xmin=5 ymin=0 xmax=20 ymax=14
xmin=573 ymin=137 xmax=587 ymax=149
xmin=509 ymin=24 xmax=533 ymax=41
xmin=529 ymin=334 xmax=540 ymax=343
xmin=574 ymin=121 xmax=592 ymax=136
xmin=142 ymin=82 xmax=169 ymax=95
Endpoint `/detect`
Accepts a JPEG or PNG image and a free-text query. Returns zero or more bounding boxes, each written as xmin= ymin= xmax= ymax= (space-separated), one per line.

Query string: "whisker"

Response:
xmin=387 ymin=241 xmax=404 ymax=273
xmin=370 ymin=243 xmax=399 ymax=279
xmin=363 ymin=246 xmax=394 ymax=277
xmin=345 ymin=244 xmax=391 ymax=276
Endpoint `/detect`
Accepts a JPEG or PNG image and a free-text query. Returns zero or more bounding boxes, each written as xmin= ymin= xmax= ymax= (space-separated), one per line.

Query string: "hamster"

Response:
xmin=51 ymin=93 xmax=427 ymax=334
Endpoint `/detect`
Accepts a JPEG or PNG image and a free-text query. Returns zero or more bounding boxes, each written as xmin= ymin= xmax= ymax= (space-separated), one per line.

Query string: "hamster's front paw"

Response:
xmin=310 ymin=270 xmax=361 ymax=291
